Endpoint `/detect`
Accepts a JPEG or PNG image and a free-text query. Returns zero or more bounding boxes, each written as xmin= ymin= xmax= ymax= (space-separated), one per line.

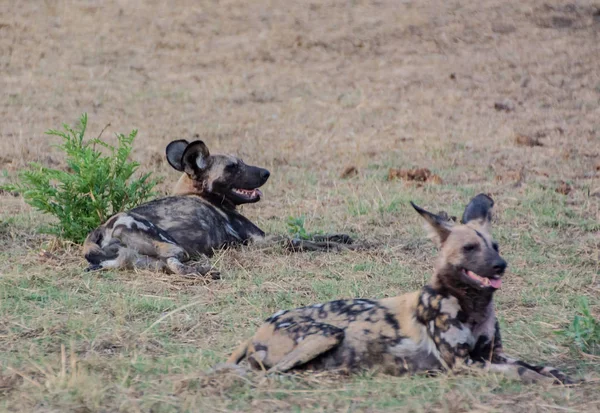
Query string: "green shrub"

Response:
xmin=2 ymin=113 xmax=160 ymax=243
xmin=557 ymin=297 xmax=600 ymax=355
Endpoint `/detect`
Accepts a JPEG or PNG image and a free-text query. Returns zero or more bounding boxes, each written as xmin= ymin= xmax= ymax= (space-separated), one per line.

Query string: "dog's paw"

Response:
xmin=548 ymin=371 xmax=580 ymax=386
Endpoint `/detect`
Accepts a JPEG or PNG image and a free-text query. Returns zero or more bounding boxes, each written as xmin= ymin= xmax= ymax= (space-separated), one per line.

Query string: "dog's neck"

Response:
xmin=172 ymin=174 xmax=201 ymax=196
xmin=429 ymin=266 xmax=496 ymax=322
xmin=172 ymin=174 xmax=237 ymax=211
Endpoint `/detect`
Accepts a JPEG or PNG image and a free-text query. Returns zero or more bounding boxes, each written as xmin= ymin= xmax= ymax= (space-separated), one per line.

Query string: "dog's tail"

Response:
xmin=226 ymin=339 xmax=251 ymax=365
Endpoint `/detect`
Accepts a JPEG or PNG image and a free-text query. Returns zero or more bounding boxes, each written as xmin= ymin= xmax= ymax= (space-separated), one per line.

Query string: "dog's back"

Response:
xmin=127 ymin=195 xmax=265 ymax=255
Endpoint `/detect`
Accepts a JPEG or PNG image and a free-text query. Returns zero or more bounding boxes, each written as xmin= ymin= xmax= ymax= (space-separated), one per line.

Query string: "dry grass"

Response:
xmin=1 ymin=0 xmax=599 ymax=411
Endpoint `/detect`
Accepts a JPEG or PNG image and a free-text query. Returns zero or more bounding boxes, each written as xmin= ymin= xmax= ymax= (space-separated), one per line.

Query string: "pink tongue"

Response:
xmin=489 ymin=278 xmax=502 ymax=289
xmin=255 ymin=188 xmax=263 ymax=197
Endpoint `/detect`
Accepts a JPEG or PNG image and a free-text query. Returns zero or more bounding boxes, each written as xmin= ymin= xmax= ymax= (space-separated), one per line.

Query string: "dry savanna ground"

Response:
xmin=1 ymin=0 xmax=599 ymax=411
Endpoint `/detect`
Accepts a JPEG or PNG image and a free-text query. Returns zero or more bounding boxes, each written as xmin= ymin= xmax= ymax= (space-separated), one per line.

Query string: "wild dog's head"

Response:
xmin=166 ymin=139 xmax=270 ymax=207
xmin=411 ymin=194 xmax=507 ymax=293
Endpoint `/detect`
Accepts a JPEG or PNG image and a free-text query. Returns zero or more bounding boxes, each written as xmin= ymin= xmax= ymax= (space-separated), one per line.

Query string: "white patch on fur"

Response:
xmin=311 ymin=303 xmax=324 ymax=308
xmin=471 ymin=302 xmax=496 ymax=340
xmin=196 ymin=155 xmax=207 ymax=170
xmin=250 ymin=233 xmax=266 ymax=243
xmin=112 ymin=215 xmax=149 ymax=231
xmin=277 ymin=322 xmax=292 ymax=328
xmin=100 ymin=259 xmax=120 ymax=269
xmin=100 ymin=248 xmax=137 ymax=269
xmin=271 ymin=309 xmax=287 ymax=318
xmin=440 ymin=324 xmax=474 ymax=348
xmin=158 ymin=233 xmax=176 ymax=244
xmin=225 ymin=223 xmax=241 ymax=240
xmin=439 ymin=296 xmax=461 ymax=318
xmin=389 ymin=324 xmax=442 ymax=365
xmin=354 ymin=300 xmax=374 ymax=309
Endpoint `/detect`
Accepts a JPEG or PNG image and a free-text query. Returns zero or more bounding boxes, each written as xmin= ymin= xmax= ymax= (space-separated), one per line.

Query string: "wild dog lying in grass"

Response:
xmin=225 ymin=194 xmax=575 ymax=384
xmin=83 ymin=139 xmax=354 ymax=277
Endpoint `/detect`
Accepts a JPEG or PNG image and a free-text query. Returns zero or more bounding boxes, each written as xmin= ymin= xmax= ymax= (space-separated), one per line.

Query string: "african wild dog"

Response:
xmin=83 ymin=139 xmax=353 ymax=276
xmin=224 ymin=194 xmax=575 ymax=384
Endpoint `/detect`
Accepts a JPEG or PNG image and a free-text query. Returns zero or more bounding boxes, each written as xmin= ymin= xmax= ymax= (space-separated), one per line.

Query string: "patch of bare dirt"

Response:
xmin=515 ymin=134 xmax=543 ymax=147
xmin=340 ymin=166 xmax=358 ymax=179
xmin=388 ymin=167 xmax=443 ymax=184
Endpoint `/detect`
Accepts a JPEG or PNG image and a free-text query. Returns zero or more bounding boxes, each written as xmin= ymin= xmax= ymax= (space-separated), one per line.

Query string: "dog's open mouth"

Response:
xmin=232 ymin=188 xmax=263 ymax=200
xmin=462 ymin=269 xmax=502 ymax=289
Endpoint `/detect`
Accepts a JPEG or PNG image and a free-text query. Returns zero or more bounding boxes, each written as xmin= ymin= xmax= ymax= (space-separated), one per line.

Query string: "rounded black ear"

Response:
xmin=461 ymin=193 xmax=494 ymax=225
xmin=165 ymin=140 xmax=189 ymax=171
xmin=181 ymin=140 xmax=211 ymax=175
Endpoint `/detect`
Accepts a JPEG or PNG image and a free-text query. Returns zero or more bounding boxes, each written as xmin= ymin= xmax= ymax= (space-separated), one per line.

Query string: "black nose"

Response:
xmin=493 ymin=258 xmax=507 ymax=274
xmin=261 ymin=169 xmax=270 ymax=181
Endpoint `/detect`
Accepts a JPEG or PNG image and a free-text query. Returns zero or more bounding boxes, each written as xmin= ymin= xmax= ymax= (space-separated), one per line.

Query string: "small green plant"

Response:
xmin=286 ymin=215 xmax=311 ymax=240
xmin=557 ymin=297 xmax=600 ymax=355
xmin=2 ymin=113 xmax=160 ymax=243
xmin=286 ymin=215 xmax=324 ymax=240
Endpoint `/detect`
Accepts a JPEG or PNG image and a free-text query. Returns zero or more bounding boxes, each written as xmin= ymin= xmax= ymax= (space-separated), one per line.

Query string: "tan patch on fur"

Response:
xmin=152 ymin=241 xmax=185 ymax=258
xmin=435 ymin=314 xmax=450 ymax=331
xmin=437 ymin=225 xmax=490 ymax=267
xmin=430 ymin=295 xmax=442 ymax=310
xmin=249 ymin=324 xmax=298 ymax=368
xmin=465 ymin=219 xmax=491 ymax=236
xmin=381 ymin=292 xmax=422 ymax=342
xmin=82 ymin=240 xmax=102 ymax=257
xmin=172 ymin=174 xmax=202 ymax=195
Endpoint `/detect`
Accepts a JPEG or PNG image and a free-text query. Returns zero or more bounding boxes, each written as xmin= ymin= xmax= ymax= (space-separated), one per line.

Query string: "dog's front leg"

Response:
xmin=489 ymin=320 xmax=575 ymax=384
xmin=466 ymin=359 xmax=558 ymax=384
xmin=252 ymin=234 xmax=342 ymax=252
xmin=490 ymin=351 xmax=575 ymax=384
xmin=254 ymin=234 xmax=366 ymax=253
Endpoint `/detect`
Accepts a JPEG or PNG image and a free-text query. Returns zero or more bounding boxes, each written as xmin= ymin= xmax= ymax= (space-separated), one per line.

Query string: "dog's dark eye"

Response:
xmin=492 ymin=242 xmax=499 ymax=252
xmin=463 ymin=243 xmax=479 ymax=253
xmin=225 ymin=163 xmax=239 ymax=172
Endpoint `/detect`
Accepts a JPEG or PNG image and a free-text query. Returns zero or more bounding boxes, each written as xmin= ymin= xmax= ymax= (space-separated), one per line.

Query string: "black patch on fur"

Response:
xmin=470 ymin=335 xmax=493 ymax=361
xmin=104 ymin=214 xmax=120 ymax=229
xmin=473 ymin=229 xmax=490 ymax=248
xmin=84 ymin=229 xmax=121 ymax=264
xmin=266 ymin=310 xmax=289 ymax=323
xmin=384 ymin=312 xmax=400 ymax=332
